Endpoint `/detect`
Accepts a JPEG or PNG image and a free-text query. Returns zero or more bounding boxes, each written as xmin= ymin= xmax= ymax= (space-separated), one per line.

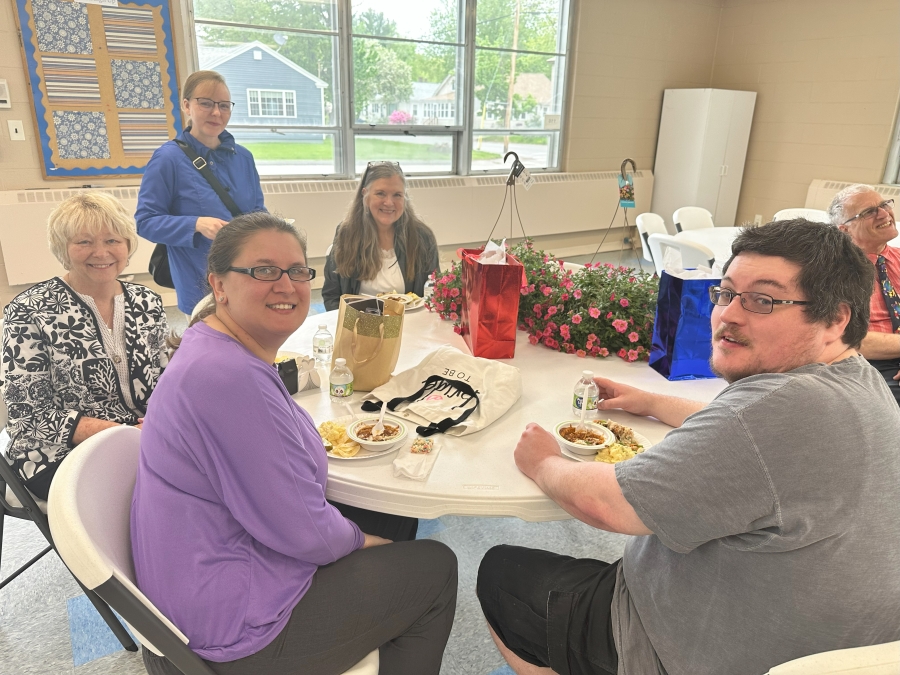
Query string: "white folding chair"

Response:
xmin=635 ymin=213 xmax=668 ymax=262
xmin=766 ymin=641 xmax=900 ymax=674
xmin=672 ymin=206 xmax=714 ymax=232
xmin=560 ymin=261 xmax=584 ymax=273
xmin=772 ymin=208 xmax=830 ymax=224
xmin=48 ymin=426 xmax=378 ymax=675
xmin=646 ymin=233 xmax=715 ymax=276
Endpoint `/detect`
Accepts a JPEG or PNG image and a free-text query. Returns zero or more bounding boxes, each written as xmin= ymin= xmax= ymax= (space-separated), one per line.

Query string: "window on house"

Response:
xmin=247 ymin=90 xmax=297 ymax=118
xmin=190 ymin=0 xmax=571 ymax=178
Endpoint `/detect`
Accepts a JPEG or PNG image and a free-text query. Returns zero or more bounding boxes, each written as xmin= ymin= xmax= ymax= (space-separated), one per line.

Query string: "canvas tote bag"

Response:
xmin=361 ymin=345 xmax=522 ymax=436
xmin=332 ymin=295 xmax=405 ymax=391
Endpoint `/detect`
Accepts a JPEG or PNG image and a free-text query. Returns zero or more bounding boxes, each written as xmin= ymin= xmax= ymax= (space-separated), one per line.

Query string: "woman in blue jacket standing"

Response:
xmin=136 ymin=70 xmax=265 ymax=315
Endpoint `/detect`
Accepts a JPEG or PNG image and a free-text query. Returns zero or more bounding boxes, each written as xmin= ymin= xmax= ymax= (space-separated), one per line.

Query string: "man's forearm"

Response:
xmin=641 ymin=393 xmax=706 ymax=428
xmin=532 ymin=456 xmax=652 ymax=536
xmin=859 ymin=331 xmax=900 ymax=360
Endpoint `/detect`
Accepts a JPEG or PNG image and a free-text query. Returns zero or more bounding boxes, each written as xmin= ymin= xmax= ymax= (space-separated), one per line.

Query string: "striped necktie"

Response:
xmin=875 ymin=254 xmax=900 ymax=333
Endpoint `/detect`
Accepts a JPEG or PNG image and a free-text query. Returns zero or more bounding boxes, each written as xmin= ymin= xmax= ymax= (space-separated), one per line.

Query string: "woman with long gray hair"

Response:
xmin=322 ymin=162 xmax=439 ymax=310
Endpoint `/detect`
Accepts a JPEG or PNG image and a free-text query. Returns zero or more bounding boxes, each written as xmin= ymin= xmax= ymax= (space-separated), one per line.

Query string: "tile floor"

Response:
xmin=0 ymin=247 xmax=643 ymax=675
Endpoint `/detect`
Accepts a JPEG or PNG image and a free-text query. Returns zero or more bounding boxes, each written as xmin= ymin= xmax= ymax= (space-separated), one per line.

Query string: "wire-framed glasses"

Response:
xmin=708 ymin=286 xmax=809 ymax=315
xmin=193 ymin=97 xmax=235 ymax=113
xmin=361 ymin=160 xmax=401 ymax=184
xmin=227 ymin=266 xmax=316 ymax=282
xmin=841 ymin=199 xmax=894 ymax=226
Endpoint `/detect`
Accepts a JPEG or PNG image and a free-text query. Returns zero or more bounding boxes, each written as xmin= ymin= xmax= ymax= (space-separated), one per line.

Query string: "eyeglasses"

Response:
xmin=841 ymin=199 xmax=894 ymax=226
xmin=708 ymin=286 xmax=809 ymax=315
xmin=192 ymin=97 xmax=235 ymax=113
xmin=228 ymin=266 xmax=316 ymax=282
xmin=361 ymin=160 xmax=401 ymax=185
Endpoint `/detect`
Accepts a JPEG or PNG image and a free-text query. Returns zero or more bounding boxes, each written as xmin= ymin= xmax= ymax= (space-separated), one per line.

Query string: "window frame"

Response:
xmin=246 ymin=89 xmax=298 ymax=119
xmin=184 ymin=0 xmax=573 ymax=180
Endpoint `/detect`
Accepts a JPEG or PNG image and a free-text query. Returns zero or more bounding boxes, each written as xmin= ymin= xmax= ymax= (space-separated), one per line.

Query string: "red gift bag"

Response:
xmin=457 ymin=248 xmax=526 ymax=359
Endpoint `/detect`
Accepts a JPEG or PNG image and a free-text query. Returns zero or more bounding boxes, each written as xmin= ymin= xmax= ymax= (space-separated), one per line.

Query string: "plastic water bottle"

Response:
xmin=313 ymin=324 xmax=333 ymax=366
xmin=329 ymin=358 xmax=354 ymax=403
xmin=571 ymin=370 xmax=599 ymax=419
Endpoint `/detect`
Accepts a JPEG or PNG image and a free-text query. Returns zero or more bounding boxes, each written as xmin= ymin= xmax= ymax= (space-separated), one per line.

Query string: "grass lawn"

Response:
xmin=244 ymin=138 xmax=500 ymax=161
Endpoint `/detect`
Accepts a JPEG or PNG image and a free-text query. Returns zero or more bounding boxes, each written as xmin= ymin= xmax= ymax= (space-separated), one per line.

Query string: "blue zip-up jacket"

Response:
xmin=136 ymin=127 xmax=266 ymax=313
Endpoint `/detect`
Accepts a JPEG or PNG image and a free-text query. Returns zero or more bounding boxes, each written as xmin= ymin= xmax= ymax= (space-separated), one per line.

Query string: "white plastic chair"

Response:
xmin=772 ymin=208 xmax=830 ymax=224
xmin=560 ymin=261 xmax=584 ymax=273
xmin=766 ymin=641 xmax=900 ymax=674
xmin=672 ymin=206 xmax=714 ymax=232
xmin=48 ymin=426 xmax=379 ymax=675
xmin=646 ymin=233 xmax=715 ymax=276
xmin=635 ymin=213 xmax=668 ymax=262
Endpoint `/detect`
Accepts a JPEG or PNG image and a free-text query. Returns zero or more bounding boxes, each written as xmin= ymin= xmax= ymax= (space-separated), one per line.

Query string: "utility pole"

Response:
xmin=502 ymin=0 xmax=521 ymax=153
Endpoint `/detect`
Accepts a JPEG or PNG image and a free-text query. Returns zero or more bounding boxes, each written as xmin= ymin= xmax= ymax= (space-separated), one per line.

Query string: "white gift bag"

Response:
xmin=361 ymin=345 xmax=521 ymax=436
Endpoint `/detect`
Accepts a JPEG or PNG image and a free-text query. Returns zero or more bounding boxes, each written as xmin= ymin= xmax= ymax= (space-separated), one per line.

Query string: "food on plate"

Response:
xmin=410 ymin=437 xmax=434 ymax=454
xmin=377 ymin=291 xmax=421 ymax=305
xmin=354 ymin=422 xmax=400 ymax=442
xmin=593 ymin=420 xmax=645 ymax=463
xmin=558 ymin=425 xmax=608 ymax=446
xmin=317 ymin=420 xmax=360 ymax=457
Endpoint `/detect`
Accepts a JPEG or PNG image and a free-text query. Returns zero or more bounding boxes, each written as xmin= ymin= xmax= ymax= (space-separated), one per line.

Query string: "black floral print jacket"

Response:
xmin=2 ymin=278 xmax=167 ymax=482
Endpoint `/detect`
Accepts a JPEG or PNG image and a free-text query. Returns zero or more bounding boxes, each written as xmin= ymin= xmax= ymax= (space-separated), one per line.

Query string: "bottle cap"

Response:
xmin=319 ymin=324 xmax=327 ymax=329
xmin=335 ymin=358 xmax=346 ymax=366
xmin=582 ymin=370 xmax=593 ymax=377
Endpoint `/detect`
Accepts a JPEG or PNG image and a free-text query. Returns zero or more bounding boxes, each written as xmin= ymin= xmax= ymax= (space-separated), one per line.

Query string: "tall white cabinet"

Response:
xmin=650 ymin=88 xmax=756 ymax=231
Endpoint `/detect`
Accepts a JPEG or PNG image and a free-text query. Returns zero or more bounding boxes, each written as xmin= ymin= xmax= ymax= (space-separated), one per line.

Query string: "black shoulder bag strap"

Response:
xmin=361 ymin=375 xmax=480 ymax=437
xmin=174 ymin=139 xmax=243 ymax=218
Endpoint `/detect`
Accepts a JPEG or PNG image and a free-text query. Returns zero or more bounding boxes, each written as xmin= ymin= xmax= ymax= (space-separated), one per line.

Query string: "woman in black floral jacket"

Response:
xmin=2 ymin=192 xmax=167 ymax=499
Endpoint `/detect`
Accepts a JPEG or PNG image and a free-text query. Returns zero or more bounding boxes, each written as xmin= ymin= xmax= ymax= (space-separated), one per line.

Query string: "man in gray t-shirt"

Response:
xmin=477 ymin=220 xmax=900 ymax=675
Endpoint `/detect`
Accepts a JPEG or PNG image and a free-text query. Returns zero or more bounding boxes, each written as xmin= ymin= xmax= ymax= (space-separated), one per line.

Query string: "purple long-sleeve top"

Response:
xmin=131 ymin=322 xmax=363 ymax=662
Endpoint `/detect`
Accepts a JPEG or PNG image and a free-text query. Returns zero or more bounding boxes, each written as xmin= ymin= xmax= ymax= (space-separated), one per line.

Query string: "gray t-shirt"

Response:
xmin=613 ymin=356 xmax=900 ymax=675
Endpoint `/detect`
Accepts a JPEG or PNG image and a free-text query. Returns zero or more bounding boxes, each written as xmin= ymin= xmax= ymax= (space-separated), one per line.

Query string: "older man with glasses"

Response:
xmin=830 ymin=183 xmax=900 ymax=403
xmin=476 ymin=220 xmax=900 ymax=675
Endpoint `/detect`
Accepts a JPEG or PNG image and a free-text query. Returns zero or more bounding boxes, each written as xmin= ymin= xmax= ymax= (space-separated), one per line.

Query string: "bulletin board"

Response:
xmin=13 ymin=0 xmax=183 ymax=179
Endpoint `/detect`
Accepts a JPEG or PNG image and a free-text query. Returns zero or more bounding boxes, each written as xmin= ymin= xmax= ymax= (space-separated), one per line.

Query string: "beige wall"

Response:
xmin=564 ymin=0 xmax=724 ymax=173
xmin=711 ymin=0 xmax=900 ymax=224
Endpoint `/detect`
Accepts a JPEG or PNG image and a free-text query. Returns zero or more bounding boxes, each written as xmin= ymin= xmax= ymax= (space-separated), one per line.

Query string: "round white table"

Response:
xmin=675 ymin=227 xmax=742 ymax=266
xmin=282 ymin=310 xmax=728 ymax=522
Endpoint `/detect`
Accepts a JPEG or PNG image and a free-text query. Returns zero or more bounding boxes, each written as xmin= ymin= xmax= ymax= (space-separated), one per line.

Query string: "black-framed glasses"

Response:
xmin=193 ymin=97 xmax=235 ymax=113
xmin=708 ymin=286 xmax=809 ymax=315
xmin=841 ymin=199 xmax=894 ymax=226
xmin=361 ymin=160 xmax=401 ymax=185
xmin=228 ymin=266 xmax=316 ymax=282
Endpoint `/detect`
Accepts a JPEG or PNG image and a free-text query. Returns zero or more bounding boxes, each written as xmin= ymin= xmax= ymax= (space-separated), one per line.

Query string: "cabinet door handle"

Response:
xmin=720 ymin=165 xmax=729 ymax=176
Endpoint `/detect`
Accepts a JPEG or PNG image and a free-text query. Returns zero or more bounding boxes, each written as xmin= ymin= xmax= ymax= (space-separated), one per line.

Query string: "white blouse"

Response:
xmin=359 ymin=249 xmax=406 ymax=296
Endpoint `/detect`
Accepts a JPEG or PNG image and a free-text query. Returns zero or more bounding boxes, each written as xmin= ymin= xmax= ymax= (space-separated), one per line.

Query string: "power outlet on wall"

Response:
xmin=753 ymin=214 xmax=763 ymax=225
xmin=7 ymin=120 xmax=26 ymax=141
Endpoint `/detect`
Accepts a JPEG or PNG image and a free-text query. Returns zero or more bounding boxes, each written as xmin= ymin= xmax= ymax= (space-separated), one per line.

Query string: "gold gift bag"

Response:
xmin=333 ymin=295 xmax=405 ymax=391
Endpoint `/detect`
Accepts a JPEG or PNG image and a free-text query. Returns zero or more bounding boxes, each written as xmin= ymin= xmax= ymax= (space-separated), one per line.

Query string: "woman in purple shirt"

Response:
xmin=131 ymin=213 xmax=457 ymax=675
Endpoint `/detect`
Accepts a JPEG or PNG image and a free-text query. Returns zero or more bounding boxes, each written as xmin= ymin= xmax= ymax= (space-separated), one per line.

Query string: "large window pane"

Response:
xmin=232 ymin=129 xmax=338 ymax=176
xmin=355 ymin=134 xmax=455 ymax=174
xmin=475 ymin=0 xmax=565 ymax=52
xmin=473 ymin=50 xmax=563 ymax=131
xmin=352 ymin=0 xmax=461 ymax=43
xmin=470 ymin=132 xmax=554 ymax=171
xmin=194 ymin=0 xmax=337 ymax=33
xmin=196 ymin=27 xmax=337 ymax=125
xmin=353 ymin=39 xmax=461 ymax=126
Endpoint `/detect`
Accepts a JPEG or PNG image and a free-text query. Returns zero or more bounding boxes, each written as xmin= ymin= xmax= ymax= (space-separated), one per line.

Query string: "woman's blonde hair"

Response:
xmin=181 ymin=70 xmax=228 ymax=121
xmin=332 ymin=163 xmax=429 ymax=281
xmin=47 ymin=192 xmax=139 ymax=270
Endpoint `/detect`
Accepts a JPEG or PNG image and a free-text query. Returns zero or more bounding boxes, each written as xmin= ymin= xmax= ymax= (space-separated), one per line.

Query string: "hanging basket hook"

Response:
xmin=620 ymin=158 xmax=636 ymax=178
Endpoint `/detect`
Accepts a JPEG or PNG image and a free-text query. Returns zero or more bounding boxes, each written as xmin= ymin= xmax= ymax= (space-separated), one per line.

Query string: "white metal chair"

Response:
xmin=772 ymin=208 xmax=830 ymax=224
xmin=635 ymin=213 xmax=668 ymax=262
xmin=48 ymin=426 xmax=378 ymax=675
xmin=672 ymin=206 xmax=714 ymax=232
xmin=766 ymin=641 xmax=900 ymax=674
xmin=646 ymin=233 xmax=715 ymax=276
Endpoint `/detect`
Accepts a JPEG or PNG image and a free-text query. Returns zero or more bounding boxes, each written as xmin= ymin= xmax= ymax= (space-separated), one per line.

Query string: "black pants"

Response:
xmin=144 ymin=509 xmax=454 ymax=675
xmin=477 ymin=545 xmax=620 ymax=675
xmin=868 ymin=359 xmax=900 ymax=404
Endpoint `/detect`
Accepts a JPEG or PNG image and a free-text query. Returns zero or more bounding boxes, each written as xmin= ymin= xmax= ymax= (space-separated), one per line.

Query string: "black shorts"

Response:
xmin=477 ymin=545 xmax=620 ymax=675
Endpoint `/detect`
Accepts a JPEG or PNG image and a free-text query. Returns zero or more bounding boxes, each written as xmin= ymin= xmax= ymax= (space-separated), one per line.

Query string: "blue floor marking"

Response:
xmin=67 ymin=594 xmax=135 ymax=667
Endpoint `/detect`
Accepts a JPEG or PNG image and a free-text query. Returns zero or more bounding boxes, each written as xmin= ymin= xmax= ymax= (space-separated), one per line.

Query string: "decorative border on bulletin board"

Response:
xmin=13 ymin=0 xmax=183 ymax=179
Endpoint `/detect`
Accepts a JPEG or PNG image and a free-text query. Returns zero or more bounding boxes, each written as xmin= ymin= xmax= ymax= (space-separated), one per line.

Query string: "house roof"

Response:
xmin=513 ymin=73 xmax=551 ymax=104
xmin=198 ymin=41 xmax=328 ymax=89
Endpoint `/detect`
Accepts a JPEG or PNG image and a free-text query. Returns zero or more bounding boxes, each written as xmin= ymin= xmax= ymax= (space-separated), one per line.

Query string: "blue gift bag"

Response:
xmin=649 ymin=271 xmax=720 ymax=380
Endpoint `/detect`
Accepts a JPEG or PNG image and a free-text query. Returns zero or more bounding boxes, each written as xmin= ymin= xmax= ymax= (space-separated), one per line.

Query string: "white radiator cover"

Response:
xmin=0 ymin=170 xmax=653 ymax=288
xmin=805 ymin=179 xmax=900 ymax=211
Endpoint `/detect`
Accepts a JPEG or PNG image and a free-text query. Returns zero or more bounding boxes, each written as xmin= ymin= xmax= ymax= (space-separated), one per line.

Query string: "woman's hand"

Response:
xmin=362 ymin=533 xmax=392 ymax=548
xmin=195 ymin=217 xmax=229 ymax=240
